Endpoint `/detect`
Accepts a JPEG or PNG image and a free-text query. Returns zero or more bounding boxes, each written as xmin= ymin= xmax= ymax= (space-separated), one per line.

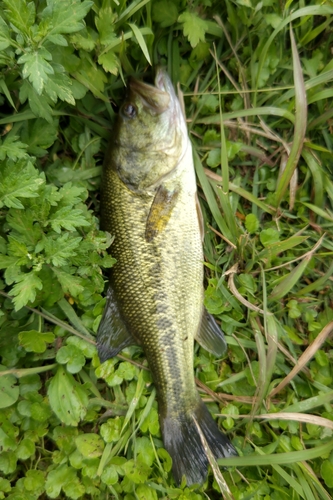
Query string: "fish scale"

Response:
xmin=97 ymin=68 xmax=237 ymax=485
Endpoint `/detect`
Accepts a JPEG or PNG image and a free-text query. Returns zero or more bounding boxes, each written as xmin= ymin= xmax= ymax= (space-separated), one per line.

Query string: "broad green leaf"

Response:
xmin=245 ymin=214 xmax=259 ymax=234
xmin=18 ymin=48 xmax=54 ymax=95
xmin=152 ymin=1 xmax=178 ymax=27
xmin=56 ymin=344 xmax=85 ymax=373
xmin=207 ymin=148 xmax=221 ymax=168
xmin=260 ymin=228 xmax=280 ymax=247
xmin=0 ymin=369 xmax=19 ymax=408
xmin=45 ymin=464 xmax=84 ymax=499
xmin=122 ymin=459 xmax=151 ymax=484
xmin=16 ymin=438 xmax=35 ymax=460
xmin=23 ymin=470 xmax=45 ymax=497
xmin=75 ymin=433 xmax=104 ymax=458
xmin=321 ymin=460 xmax=333 ymax=488
xmin=48 ymin=366 xmax=88 ymax=426
xmin=178 ymin=11 xmax=208 ymax=48
xmin=18 ymin=330 xmax=55 ymax=353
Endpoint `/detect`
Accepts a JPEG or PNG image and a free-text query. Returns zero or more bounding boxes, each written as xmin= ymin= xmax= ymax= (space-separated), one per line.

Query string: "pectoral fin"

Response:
xmin=96 ymin=286 xmax=137 ymax=363
xmin=145 ymin=185 xmax=179 ymax=242
xmin=195 ymin=310 xmax=227 ymax=357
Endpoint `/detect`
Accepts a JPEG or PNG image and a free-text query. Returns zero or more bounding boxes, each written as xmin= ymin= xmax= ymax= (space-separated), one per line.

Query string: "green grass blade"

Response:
xmin=255 ymin=5 xmax=333 ymax=92
xmin=218 ymin=440 xmax=333 ymax=467
xmin=57 ymin=297 xmax=93 ymax=338
xmin=269 ymin=255 xmax=311 ymax=301
xmin=198 ymin=106 xmax=296 ymax=125
xmin=127 ymin=22 xmax=152 ymax=65
xmin=274 ymin=26 xmax=307 ymax=207
xmin=194 ymin=150 xmax=235 ymax=243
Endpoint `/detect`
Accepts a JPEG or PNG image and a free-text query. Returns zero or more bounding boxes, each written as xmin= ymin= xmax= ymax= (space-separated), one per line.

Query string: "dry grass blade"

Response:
xmin=269 ymin=320 xmax=333 ymax=398
xmin=193 ymin=417 xmax=235 ymax=500
xmin=226 ymin=264 xmax=273 ymax=316
xmin=258 ymin=412 xmax=333 ymax=431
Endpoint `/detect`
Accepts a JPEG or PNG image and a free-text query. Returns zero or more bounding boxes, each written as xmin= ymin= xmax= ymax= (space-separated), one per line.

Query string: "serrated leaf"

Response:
xmin=72 ymin=57 xmax=108 ymax=101
xmin=3 ymin=0 xmax=35 ymax=35
xmin=95 ymin=8 xmax=117 ymax=45
xmin=40 ymin=234 xmax=82 ymax=266
xmin=98 ymin=51 xmax=119 ymax=75
xmin=18 ymin=48 xmax=54 ymax=95
xmin=21 ymin=118 xmax=59 ymax=157
xmin=52 ymin=267 xmax=84 ymax=297
xmin=70 ymin=29 xmax=96 ymax=50
xmin=178 ymin=11 xmax=208 ymax=48
xmin=46 ymin=33 xmax=68 ymax=46
xmin=0 ymin=135 xmax=28 ymax=161
xmin=41 ymin=0 xmax=94 ymax=35
xmin=48 ymin=366 xmax=88 ymax=426
xmin=58 ymin=183 xmax=87 ymax=207
xmin=0 ymin=160 xmax=44 ymax=209
xmin=47 ymin=206 xmax=90 ymax=233
xmin=19 ymin=81 xmax=54 ymax=123
xmin=10 ymin=272 xmax=43 ymax=310
xmin=18 ymin=330 xmax=55 ymax=353
xmin=0 ymin=369 xmax=19 ymax=409
xmin=44 ymin=71 xmax=75 ymax=105
xmin=0 ymin=17 xmax=11 ymax=50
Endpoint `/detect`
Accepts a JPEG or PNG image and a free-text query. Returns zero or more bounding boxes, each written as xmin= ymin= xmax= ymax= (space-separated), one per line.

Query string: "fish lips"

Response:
xmin=128 ymin=68 xmax=175 ymax=115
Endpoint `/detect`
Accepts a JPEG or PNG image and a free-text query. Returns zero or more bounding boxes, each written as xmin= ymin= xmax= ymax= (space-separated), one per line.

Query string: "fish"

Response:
xmin=97 ymin=67 xmax=237 ymax=486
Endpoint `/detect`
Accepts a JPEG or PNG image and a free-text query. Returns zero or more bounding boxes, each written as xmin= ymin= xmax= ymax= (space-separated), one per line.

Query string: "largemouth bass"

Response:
xmin=97 ymin=68 xmax=237 ymax=485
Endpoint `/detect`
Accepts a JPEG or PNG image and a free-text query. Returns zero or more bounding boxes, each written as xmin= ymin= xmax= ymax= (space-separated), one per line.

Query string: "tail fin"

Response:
xmin=161 ymin=399 xmax=237 ymax=486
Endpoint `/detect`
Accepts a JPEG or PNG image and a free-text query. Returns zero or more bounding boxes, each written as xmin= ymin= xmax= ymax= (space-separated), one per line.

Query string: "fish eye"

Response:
xmin=123 ymin=103 xmax=137 ymax=118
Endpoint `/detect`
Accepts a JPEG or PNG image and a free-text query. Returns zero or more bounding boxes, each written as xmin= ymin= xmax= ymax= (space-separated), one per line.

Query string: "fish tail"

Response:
xmin=160 ymin=399 xmax=237 ymax=486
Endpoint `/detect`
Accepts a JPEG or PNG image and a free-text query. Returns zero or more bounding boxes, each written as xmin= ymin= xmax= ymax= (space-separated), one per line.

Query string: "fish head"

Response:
xmin=114 ymin=68 xmax=189 ymax=191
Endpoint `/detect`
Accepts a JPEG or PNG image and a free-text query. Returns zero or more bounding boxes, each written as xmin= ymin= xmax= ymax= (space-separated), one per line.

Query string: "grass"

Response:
xmin=0 ymin=0 xmax=333 ymax=499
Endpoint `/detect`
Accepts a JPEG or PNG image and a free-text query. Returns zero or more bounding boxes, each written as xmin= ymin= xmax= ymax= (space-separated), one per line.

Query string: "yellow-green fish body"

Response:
xmin=97 ymin=69 xmax=237 ymax=485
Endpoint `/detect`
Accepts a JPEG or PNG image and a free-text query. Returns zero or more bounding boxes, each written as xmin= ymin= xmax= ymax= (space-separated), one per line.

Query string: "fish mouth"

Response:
xmin=129 ymin=68 xmax=172 ymax=114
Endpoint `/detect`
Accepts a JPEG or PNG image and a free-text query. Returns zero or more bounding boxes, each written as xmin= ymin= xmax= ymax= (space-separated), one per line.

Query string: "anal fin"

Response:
xmin=196 ymin=310 xmax=227 ymax=357
xmin=96 ymin=286 xmax=137 ymax=363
